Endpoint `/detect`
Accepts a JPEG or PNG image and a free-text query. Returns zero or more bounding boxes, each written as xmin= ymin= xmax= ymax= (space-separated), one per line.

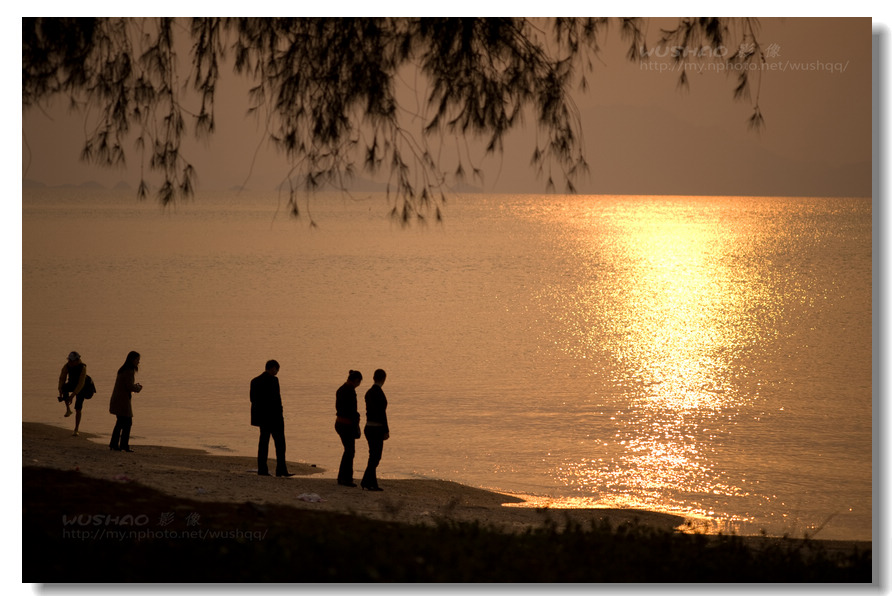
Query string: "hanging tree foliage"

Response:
xmin=22 ymin=17 xmax=765 ymax=222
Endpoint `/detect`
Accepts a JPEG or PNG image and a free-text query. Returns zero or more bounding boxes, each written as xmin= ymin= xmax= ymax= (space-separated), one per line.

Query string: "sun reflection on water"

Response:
xmin=535 ymin=197 xmax=776 ymax=527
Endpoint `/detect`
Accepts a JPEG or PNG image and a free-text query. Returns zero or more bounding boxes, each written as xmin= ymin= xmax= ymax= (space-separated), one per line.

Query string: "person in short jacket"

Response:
xmin=361 ymin=368 xmax=389 ymax=491
xmin=334 ymin=370 xmax=363 ymax=487
xmin=250 ymin=360 xmax=293 ymax=477
xmin=109 ymin=351 xmax=143 ymax=452
xmin=58 ymin=351 xmax=87 ymax=435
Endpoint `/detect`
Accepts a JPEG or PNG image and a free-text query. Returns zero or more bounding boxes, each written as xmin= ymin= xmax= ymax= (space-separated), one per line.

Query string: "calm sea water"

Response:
xmin=22 ymin=188 xmax=872 ymax=541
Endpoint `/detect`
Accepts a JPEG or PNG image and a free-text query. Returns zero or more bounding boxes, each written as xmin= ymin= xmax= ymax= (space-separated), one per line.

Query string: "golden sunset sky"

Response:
xmin=18 ymin=17 xmax=878 ymax=198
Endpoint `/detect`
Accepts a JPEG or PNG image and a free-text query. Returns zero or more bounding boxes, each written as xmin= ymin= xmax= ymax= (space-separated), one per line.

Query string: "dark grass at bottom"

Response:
xmin=23 ymin=467 xmax=871 ymax=583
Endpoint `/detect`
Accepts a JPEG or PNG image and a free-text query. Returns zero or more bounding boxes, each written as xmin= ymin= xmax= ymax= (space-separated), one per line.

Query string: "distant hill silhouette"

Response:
xmin=23 ymin=178 xmax=108 ymax=189
xmin=23 ymin=176 xmax=485 ymax=195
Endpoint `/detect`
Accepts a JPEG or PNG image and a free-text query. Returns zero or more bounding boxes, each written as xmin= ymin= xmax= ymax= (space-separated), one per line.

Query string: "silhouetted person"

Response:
xmin=58 ymin=351 xmax=90 ymax=436
xmin=108 ymin=351 xmax=143 ymax=451
xmin=335 ymin=370 xmax=363 ymax=487
xmin=250 ymin=360 xmax=294 ymax=477
xmin=361 ymin=368 xmax=389 ymax=491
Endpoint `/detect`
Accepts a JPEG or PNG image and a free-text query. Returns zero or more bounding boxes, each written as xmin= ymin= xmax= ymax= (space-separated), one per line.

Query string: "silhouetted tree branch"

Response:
xmin=22 ymin=17 xmax=765 ymax=222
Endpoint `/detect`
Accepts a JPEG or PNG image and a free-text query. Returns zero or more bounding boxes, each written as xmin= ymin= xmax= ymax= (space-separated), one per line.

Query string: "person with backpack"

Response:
xmin=108 ymin=351 xmax=143 ymax=452
xmin=57 ymin=351 xmax=95 ymax=436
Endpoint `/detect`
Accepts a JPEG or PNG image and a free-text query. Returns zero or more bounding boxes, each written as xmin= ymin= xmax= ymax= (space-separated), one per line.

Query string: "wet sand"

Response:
xmin=23 ymin=421 xmax=689 ymax=533
xmin=22 ymin=419 xmax=875 ymax=587
xmin=22 ymin=420 xmax=873 ymax=563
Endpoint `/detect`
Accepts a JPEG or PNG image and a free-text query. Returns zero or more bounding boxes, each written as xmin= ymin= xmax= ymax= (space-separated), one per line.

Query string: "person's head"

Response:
xmin=373 ymin=369 xmax=387 ymax=385
xmin=347 ymin=369 xmax=363 ymax=386
xmin=67 ymin=351 xmax=81 ymax=364
xmin=120 ymin=351 xmax=140 ymax=372
xmin=265 ymin=360 xmax=280 ymax=375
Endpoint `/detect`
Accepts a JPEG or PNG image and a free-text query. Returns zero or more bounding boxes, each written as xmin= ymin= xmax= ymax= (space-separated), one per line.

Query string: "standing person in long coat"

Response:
xmin=250 ymin=359 xmax=294 ymax=477
xmin=109 ymin=351 xmax=143 ymax=452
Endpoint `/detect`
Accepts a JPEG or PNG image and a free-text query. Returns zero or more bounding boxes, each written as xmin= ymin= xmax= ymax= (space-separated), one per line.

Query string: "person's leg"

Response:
xmin=119 ymin=416 xmax=133 ymax=450
xmin=64 ymin=394 xmax=72 ymax=417
xmin=372 ymin=437 xmax=383 ymax=485
xmin=336 ymin=425 xmax=356 ymax=485
xmin=272 ymin=423 xmax=289 ymax=475
xmin=361 ymin=437 xmax=375 ymax=488
xmin=257 ymin=427 xmax=271 ymax=475
xmin=362 ymin=430 xmax=384 ymax=489
xmin=110 ymin=417 xmax=122 ymax=449
xmin=73 ymin=396 xmax=84 ymax=435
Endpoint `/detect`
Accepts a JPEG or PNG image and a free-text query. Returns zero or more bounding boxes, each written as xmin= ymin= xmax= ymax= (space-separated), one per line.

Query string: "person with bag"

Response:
xmin=334 ymin=370 xmax=363 ymax=487
xmin=361 ymin=369 xmax=390 ymax=491
xmin=108 ymin=351 xmax=143 ymax=452
xmin=57 ymin=350 xmax=95 ymax=436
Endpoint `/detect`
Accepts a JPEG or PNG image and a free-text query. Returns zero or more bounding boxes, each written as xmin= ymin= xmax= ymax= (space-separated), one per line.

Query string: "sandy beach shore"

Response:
xmin=22 ymin=421 xmax=873 ymax=583
xmin=22 ymin=421 xmax=687 ymax=533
